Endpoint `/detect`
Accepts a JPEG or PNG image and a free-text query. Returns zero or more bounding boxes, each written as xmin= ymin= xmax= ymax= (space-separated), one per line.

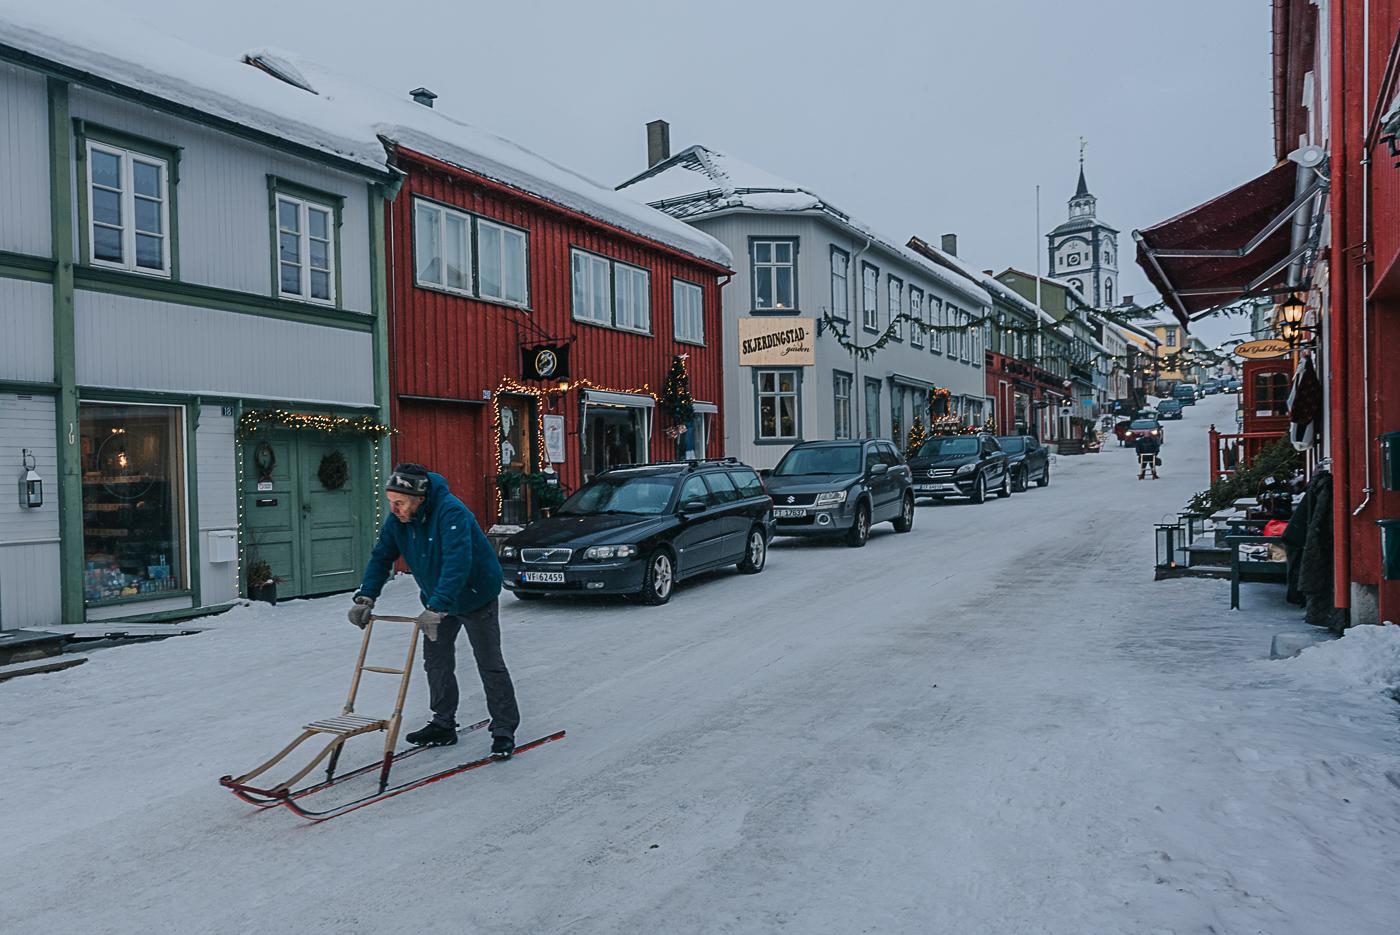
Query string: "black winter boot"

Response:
xmin=491 ymin=735 xmax=515 ymax=760
xmin=405 ymin=722 xmax=457 ymax=747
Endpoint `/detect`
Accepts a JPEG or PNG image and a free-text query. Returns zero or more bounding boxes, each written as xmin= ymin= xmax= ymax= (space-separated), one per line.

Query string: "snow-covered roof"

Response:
xmin=617 ymin=145 xmax=988 ymax=308
xmin=1116 ymin=316 xmax=1162 ymax=346
xmin=908 ymin=238 xmax=1059 ymax=328
xmin=0 ymin=10 xmax=731 ymax=269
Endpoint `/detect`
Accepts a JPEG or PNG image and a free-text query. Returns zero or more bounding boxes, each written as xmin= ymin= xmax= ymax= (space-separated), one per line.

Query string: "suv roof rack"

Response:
xmin=610 ymin=457 xmax=742 ymax=471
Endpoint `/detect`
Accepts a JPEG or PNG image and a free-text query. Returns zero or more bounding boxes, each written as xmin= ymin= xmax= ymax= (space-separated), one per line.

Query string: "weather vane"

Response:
xmin=1079 ymin=136 xmax=1087 ymax=169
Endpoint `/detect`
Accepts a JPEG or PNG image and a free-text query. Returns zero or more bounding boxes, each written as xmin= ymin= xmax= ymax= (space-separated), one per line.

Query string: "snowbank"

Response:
xmin=1280 ymin=623 xmax=1400 ymax=696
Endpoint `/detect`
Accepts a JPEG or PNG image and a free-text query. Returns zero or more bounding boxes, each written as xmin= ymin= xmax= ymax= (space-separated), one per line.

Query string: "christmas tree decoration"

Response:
xmin=905 ymin=415 xmax=928 ymax=460
xmin=659 ymin=354 xmax=696 ymax=428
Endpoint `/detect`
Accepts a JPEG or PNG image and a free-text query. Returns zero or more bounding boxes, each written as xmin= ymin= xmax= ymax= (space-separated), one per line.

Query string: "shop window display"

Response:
xmin=81 ymin=403 xmax=186 ymax=603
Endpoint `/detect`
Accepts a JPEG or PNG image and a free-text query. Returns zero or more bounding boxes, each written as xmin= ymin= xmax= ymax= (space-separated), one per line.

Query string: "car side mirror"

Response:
xmin=679 ymin=499 xmax=707 ymax=514
xmin=758 ymin=468 xmax=772 ymax=479
xmin=869 ymin=463 xmax=889 ymax=476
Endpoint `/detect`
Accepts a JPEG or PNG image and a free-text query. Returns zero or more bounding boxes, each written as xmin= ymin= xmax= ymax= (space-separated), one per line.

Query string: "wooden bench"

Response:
xmin=1226 ymin=535 xmax=1288 ymax=609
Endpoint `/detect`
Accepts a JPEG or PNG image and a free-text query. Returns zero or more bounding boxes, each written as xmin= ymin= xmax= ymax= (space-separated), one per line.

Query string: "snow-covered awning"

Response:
xmin=1132 ymin=162 xmax=1323 ymax=327
xmin=583 ymin=390 xmax=654 ymax=409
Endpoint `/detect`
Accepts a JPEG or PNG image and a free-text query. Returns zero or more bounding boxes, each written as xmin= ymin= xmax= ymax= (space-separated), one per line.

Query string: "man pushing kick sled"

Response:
xmin=221 ymin=464 xmax=563 ymax=822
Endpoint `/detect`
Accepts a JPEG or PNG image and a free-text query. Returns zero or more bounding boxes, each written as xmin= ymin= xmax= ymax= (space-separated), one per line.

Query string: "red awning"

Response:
xmin=1133 ymin=162 xmax=1320 ymax=327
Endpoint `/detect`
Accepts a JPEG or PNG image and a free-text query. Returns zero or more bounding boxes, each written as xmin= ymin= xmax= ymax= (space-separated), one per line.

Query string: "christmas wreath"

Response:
xmin=317 ymin=450 xmax=349 ymax=490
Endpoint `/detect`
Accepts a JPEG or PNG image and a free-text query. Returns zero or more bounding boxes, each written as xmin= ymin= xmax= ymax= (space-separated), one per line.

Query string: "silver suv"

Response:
xmin=763 ymin=439 xmax=915 ymax=547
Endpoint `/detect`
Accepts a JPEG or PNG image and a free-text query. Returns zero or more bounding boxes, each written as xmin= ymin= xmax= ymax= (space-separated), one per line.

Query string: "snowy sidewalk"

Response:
xmin=2 ymin=393 xmax=1399 ymax=935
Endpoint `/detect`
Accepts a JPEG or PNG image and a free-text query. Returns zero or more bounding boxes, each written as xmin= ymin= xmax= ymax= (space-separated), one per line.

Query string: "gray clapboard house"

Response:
xmin=0 ymin=14 xmax=398 ymax=628
xmin=618 ymin=136 xmax=991 ymax=471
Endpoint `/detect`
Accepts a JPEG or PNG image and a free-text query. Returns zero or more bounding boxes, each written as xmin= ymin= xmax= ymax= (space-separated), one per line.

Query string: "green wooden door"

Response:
xmin=298 ymin=437 xmax=367 ymax=596
xmin=242 ymin=433 xmax=304 ymax=598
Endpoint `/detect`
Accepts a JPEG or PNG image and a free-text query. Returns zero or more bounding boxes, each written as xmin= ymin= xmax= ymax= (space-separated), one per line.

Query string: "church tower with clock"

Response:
xmin=1047 ymin=147 xmax=1118 ymax=309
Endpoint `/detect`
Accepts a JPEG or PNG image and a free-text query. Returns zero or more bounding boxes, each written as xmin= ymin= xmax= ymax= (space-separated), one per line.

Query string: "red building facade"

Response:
xmin=385 ymin=146 xmax=730 ymax=523
xmin=984 ymin=352 xmax=1066 ymax=441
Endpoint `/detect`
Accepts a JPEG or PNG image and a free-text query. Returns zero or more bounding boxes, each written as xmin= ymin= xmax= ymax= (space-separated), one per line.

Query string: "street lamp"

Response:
xmin=1280 ymin=292 xmax=1306 ymax=326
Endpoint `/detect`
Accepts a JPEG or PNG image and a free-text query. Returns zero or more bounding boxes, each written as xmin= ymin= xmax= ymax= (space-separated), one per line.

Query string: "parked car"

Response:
xmin=1172 ymin=383 xmax=1199 ymax=406
xmin=1156 ymin=399 xmax=1185 ymax=420
xmin=1203 ymin=379 xmax=1224 ymax=395
xmin=1113 ymin=418 xmax=1135 ymax=446
xmin=1120 ymin=418 xmax=1165 ymax=445
xmin=498 ymin=458 xmax=772 ymax=606
xmin=764 ymin=439 xmax=914 ymax=547
xmin=907 ymin=433 xmax=1011 ymax=503
xmin=995 ymin=435 xmax=1051 ymax=490
xmin=1226 ymin=378 xmax=1242 ymax=392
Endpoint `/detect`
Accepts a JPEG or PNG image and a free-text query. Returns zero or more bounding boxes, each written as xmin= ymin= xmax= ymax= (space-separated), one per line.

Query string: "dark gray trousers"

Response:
xmin=422 ymin=599 xmax=520 ymax=739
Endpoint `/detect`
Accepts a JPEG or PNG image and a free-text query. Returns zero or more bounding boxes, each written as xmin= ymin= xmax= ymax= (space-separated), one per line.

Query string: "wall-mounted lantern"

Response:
xmin=18 ymin=448 xmax=42 ymax=509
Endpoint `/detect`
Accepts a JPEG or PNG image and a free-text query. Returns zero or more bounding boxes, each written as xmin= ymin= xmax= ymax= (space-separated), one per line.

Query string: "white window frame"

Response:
xmin=614 ymin=262 xmax=651 ymax=334
xmin=752 ymin=239 xmax=796 ymax=310
xmin=476 ymin=217 xmax=529 ymax=307
xmin=571 ymin=248 xmax=613 ymax=325
xmin=833 ymin=370 xmax=853 ymax=440
xmin=756 ymin=369 xmax=801 ymax=441
xmin=930 ymin=297 xmax=944 ymax=353
xmin=862 ymin=263 xmax=879 ymax=331
xmin=86 ymin=141 xmax=171 ymax=277
xmin=909 ymin=286 xmax=924 ymax=348
xmin=276 ymin=194 xmax=336 ymax=305
xmin=830 ymin=247 xmax=850 ymax=320
xmin=888 ymin=276 xmax=904 ymax=340
xmin=412 ymin=197 xmax=473 ymax=296
xmin=673 ymin=278 xmax=704 ymax=345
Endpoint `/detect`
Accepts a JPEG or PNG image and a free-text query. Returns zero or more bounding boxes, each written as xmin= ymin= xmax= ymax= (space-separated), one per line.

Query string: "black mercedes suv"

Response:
xmin=763 ymin=439 xmax=915 ymax=547
xmin=907 ymin=433 xmax=1011 ymax=503
xmin=498 ymin=458 xmax=772 ymax=606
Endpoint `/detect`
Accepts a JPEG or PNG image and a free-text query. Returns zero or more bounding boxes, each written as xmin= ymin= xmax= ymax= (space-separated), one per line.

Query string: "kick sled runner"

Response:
xmin=219 ymin=613 xmax=563 ymax=823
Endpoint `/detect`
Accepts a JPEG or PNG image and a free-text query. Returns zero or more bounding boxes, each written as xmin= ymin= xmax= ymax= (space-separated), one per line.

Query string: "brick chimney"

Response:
xmin=941 ymin=233 xmax=958 ymax=256
xmin=647 ymin=119 xmax=671 ymax=168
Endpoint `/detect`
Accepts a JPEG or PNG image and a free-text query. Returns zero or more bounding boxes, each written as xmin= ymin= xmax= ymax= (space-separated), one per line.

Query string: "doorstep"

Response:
xmin=0 ymin=629 xmax=70 ymax=666
xmin=0 ymin=655 xmax=87 ymax=683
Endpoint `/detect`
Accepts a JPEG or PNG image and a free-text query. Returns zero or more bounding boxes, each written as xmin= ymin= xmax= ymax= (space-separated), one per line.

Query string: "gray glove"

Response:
xmin=416 ymin=607 xmax=445 ymax=642
xmin=348 ymin=595 xmax=375 ymax=629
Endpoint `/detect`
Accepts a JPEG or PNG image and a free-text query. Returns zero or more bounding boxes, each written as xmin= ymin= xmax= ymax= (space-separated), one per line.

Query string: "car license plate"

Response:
xmin=522 ymin=571 xmax=565 ymax=584
xmin=915 ymin=484 xmax=937 ymax=492
xmin=773 ymin=508 xmax=806 ymax=518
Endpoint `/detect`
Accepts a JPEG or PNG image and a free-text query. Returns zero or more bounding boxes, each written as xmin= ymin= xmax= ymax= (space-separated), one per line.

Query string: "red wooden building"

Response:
xmin=382 ymin=139 xmax=732 ymax=523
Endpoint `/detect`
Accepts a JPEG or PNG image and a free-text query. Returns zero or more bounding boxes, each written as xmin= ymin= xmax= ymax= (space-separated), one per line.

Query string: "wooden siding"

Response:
xmin=0 ymin=394 xmax=61 ymax=628
xmin=0 ymin=279 xmax=53 ymax=383
xmin=0 ymin=62 xmax=51 ymax=258
xmin=74 ymin=289 xmax=375 ymax=406
xmin=196 ymin=404 xmax=238 ymax=604
xmin=69 ymin=87 xmax=374 ymax=311
xmin=387 ymin=156 xmax=727 ymax=518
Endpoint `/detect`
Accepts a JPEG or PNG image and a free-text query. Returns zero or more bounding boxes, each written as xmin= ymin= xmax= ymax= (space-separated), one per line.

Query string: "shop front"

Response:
xmin=582 ymin=389 xmax=654 ymax=480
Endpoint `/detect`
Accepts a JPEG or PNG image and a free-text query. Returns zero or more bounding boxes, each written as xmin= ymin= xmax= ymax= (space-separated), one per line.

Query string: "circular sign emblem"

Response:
xmin=534 ymin=348 xmax=558 ymax=378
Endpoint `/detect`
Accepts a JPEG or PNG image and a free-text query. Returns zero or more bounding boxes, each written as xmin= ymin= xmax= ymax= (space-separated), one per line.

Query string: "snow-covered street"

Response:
xmin=3 ymin=393 xmax=1399 ymax=934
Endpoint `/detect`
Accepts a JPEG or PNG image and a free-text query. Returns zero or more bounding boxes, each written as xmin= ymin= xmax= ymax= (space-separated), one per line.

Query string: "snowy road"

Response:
xmin=4 ymin=393 xmax=1400 ymax=935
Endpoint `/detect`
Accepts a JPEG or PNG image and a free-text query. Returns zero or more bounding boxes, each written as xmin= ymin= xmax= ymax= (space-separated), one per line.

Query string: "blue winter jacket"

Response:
xmin=357 ymin=472 xmax=502 ymax=614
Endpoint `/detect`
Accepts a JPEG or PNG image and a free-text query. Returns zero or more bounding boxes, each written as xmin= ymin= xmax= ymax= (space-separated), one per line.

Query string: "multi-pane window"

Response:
xmin=571 ymin=249 xmax=613 ymax=325
xmin=277 ymin=194 xmax=335 ymax=303
xmin=673 ymin=279 xmax=704 ymax=344
xmin=87 ymin=142 xmax=170 ymax=275
xmin=752 ymin=239 xmax=796 ymax=309
xmin=833 ymin=371 xmax=853 ymax=440
xmin=477 ymin=218 xmax=529 ymax=307
xmin=413 ymin=199 xmax=472 ymax=294
xmin=1164 ymin=327 xmax=1178 ymax=347
xmin=888 ymin=277 xmax=903 ymax=341
xmin=862 ymin=263 xmax=879 ymax=331
xmin=909 ymin=287 xmax=924 ymax=348
xmin=864 ymin=378 xmax=881 ymax=438
xmin=614 ymin=263 xmax=651 ymax=333
xmin=830 ymin=247 xmax=850 ymax=319
xmin=756 ymin=370 xmax=800 ymax=440
xmin=930 ymin=297 xmax=944 ymax=353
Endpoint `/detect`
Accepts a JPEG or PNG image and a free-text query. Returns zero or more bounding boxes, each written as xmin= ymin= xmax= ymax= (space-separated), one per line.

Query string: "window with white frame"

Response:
xmin=87 ymin=141 xmax=170 ymax=275
xmin=830 ymin=247 xmax=850 ymax=319
xmin=756 ymin=369 xmax=800 ymax=440
xmin=909 ymin=287 xmax=924 ymax=348
xmin=752 ymin=239 xmax=796 ymax=309
xmin=673 ymin=279 xmax=704 ymax=344
xmin=277 ymin=194 xmax=335 ymax=303
xmin=477 ymin=218 xmax=529 ymax=307
xmin=413 ymin=198 xmax=472 ymax=294
xmin=833 ymin=371 xmax=853 ymax=439
xmin=961 ymin=311 xmax=972 ymax=362
xmin=888 ymin=277 xmax=903 ymax=340
xmin=614 ymin=263 xmax=651 ymax=333
xmin=571 ymin=248 xmax=613 ymax=325
xmin=930 ymin=297 xmax=943 ymax=353
xmin=862 ymin=263 xmax=879 ymax=330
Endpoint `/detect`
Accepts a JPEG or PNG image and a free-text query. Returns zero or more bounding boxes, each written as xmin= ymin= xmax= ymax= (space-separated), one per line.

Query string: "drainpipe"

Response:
xmin=1353 ymin=0 xmax=1375 ymax=521
xmin=849 ymin=233 xmax=874 ymax=435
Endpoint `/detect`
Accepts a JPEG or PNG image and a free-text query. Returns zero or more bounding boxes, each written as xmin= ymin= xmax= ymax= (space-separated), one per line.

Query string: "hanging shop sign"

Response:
xmin=1233 ymin=339 xmax=1290 ymax=360
xmin=543 ymin=415 xmax=566 ymax=463
xmin=738 ymin=317 xmax=815 ymax=367
xmin=522 ymin=343 xmax=572 ymax=381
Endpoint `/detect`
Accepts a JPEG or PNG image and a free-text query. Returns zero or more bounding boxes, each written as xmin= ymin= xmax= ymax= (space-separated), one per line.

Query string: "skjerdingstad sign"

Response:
xmin=738 ymin=317 xmax=815 ymax=366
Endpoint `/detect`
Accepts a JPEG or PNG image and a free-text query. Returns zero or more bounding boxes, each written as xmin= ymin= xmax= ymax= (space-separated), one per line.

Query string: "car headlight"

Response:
xmin=583 ymin=544 xmax=638 ymax=561
xmin=499 ymin=545 xmax=517 ymax=559
xmin=956 ymin=463 xmax=977 ymax=475
xmin=814 ymin=489 xmax=847 ymax=506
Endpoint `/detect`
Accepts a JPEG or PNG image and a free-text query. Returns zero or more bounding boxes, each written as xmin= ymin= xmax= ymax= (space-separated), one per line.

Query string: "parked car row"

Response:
xmin=497 ymin=432 xmax=1056 ymax=607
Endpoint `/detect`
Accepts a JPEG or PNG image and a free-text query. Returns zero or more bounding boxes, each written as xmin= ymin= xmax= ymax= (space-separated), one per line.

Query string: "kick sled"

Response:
xmin=220 ymin=613 xmax=564 ymax=823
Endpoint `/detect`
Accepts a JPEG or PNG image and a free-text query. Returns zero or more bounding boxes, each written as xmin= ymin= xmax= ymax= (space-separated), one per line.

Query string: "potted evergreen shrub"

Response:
xmin=247 ymin=558 xmax=278 ymax=605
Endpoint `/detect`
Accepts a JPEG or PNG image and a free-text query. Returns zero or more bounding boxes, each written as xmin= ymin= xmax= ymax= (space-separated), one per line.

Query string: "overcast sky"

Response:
xmin=126 ymin=0 xmax=1272 ymax=347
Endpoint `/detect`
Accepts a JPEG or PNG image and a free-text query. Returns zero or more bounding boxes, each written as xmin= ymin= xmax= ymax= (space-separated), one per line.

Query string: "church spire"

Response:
xmin=1069 ymin=138 xmax=1095 ymax=218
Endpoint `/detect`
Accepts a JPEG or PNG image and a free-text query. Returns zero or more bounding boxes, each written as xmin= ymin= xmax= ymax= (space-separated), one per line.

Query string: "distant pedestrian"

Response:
xmin=348 ymin=463 xmax=520 ymax=759
xmin=1133 ymin=433 xmax=1161 ymax=480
